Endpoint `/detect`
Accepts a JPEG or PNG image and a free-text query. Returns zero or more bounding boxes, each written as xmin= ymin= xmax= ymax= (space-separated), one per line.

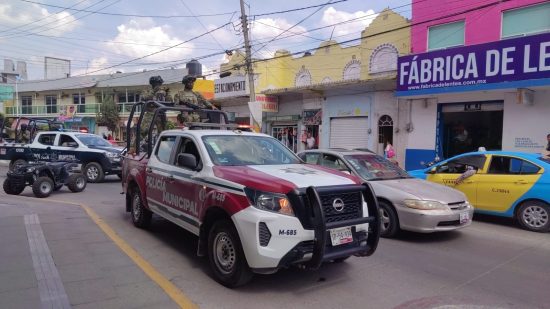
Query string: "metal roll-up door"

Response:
xmin=329 ymin=117 xmax=369 ymax=149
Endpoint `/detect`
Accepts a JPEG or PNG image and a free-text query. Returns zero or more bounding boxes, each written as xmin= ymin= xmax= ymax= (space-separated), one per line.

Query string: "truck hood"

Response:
xmin=372 ymin=178 xmax=467 ymax=204
xmin=212 ymin=164 xmax=358 ymax=194
xmin=87 ymin=145 xmax=122 ymax=154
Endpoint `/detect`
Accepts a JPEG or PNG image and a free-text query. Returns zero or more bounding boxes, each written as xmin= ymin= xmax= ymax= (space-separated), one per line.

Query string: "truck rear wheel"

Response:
xmin=3 ymin=178 xmax=24 ymax=195
xmin=83 ymin=162 xmax=104 ymax=183
xmin=207 ymin=220 xmax=253 ymax=288
xmin=131 ymin=188 xmax=151 ymax=228
xmin=67 ymin=174 xmax=87 ymax=192
xmin=32 ymin=177 xmax=54 ymax=198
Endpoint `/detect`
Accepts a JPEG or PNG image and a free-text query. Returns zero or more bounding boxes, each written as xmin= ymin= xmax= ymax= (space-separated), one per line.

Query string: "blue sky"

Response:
xmin=0 ymin=0 xmax=411 ymax=80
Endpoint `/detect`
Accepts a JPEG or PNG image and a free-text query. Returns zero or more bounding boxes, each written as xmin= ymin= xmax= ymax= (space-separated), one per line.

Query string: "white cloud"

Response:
xmin=0 ymin=3 xmax=80 ymax=37
xmin=251 ymin=18 xmax=308 ymax=42
xmin=105 ymin=19 xmax=195 ymax=63
xmin=319 ymin=7 xmax=377 ymax=38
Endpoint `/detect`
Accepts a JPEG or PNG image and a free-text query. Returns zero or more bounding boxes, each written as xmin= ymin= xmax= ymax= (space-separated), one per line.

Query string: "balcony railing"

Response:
xmin=4 ymin=102 xmax=139 ymax=117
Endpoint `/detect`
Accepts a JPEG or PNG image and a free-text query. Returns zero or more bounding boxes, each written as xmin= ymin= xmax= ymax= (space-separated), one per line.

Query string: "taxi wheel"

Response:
xmin=207 ymin=220 xmax=253 ymax=288
xmin=379 ymin=201 xmax=400 ymax=238
xmin=517 ymin=201 xmax=550 ymax=232
xmin=131 ymin=188 xmax=151 ymax=229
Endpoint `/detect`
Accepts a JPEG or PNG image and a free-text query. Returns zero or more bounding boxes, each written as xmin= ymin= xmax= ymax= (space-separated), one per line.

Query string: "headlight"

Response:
xmin=403 ymin=199 xmax=449 ymax=210
xmin=245 ymin=189 xmax=294 ymax=216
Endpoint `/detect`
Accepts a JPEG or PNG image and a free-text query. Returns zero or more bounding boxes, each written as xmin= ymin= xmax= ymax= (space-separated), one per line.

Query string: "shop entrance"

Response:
xmin=439 ymin=102 xmax=503 ymax=158
xmin=272 ymin=125 xmax=298 ymax=152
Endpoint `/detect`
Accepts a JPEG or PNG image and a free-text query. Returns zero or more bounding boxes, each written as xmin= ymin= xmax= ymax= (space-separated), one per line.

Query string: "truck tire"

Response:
xmin=83 ymin=162 xmax=104 ymax=183
xmin=67 ymin=174 xmax=87 ymax=192
xmin=3 ymin=178 xmax=25 ymax=195
xmin=208 ymin=220 xmax=253 ymax=288
xmin=32 ymin=177 xmax=54 ymax=198
xmin=9 ymin=159 xmax=27 ymax=171
xmin=131 ymin=188 xmax=151 ymax=228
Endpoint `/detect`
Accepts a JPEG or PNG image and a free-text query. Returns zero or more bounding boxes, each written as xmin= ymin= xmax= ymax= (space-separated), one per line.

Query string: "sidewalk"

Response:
xmin=0 ymin=195 xmax=179 ymax=309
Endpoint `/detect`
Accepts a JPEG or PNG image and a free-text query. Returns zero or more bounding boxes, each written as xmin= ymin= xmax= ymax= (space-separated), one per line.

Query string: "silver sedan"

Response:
xmin=298 ymin=149 xmax=474 ymax=237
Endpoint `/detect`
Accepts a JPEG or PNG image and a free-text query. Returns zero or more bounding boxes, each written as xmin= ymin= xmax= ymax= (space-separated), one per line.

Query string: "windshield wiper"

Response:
xmin=368 ymin=177 xmax=385 ymax=181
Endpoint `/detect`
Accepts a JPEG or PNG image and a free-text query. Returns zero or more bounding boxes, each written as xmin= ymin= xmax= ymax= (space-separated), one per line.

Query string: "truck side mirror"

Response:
xmin=177 ymin=153 xmax=197 ymax=170
xmin=427 ymin=167 xmax=436 ymax=174
xmin=67 ymin=142 xmax=78 ymax=148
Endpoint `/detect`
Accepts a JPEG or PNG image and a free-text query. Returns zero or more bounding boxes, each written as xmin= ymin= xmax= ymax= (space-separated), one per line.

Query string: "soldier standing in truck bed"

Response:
xmin=174 ymin=75 xmax=217 ymax=123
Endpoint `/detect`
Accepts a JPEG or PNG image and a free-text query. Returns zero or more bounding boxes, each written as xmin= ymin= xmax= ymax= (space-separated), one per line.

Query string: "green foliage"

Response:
xmin=96 ymin=94 xmax=119 ymax=132
xmin=166 ymin=120 xmax=177 ymax=130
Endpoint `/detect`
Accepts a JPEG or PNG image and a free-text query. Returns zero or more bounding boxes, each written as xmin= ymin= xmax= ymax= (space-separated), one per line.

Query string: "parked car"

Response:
xmin=298 ymin=149 xmax=473 ymax=237
xmin=409 ymin=151 xmax=550 ymax=232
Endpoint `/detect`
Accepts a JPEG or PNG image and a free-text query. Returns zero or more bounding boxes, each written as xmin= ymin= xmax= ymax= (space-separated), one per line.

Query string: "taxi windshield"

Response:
xmin=202 ymin=135 xmax=301 ymax=166
xmin=344 ymin=154 xmax=410 ymax=180
xmin=76 ymin=134 xmax=112 ymax=147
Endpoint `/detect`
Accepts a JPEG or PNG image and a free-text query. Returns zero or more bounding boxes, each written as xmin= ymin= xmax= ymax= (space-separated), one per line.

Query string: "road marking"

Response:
xmin=16 ymin=196 xmax=198 ymax=309
xmin=24 ymin=213 xmax=71 ymax=309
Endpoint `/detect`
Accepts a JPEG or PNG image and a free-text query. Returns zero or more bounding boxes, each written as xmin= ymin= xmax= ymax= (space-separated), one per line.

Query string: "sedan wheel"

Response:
xmin=378 ymin=201 xmax=400 ymax=238
xmin=518 ymin=201 xmax=550 ymax=232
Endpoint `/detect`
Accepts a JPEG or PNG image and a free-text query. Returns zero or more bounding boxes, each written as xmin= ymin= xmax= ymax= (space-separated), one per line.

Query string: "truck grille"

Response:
xmin=319 ymin=191 xmax=362 ymax=223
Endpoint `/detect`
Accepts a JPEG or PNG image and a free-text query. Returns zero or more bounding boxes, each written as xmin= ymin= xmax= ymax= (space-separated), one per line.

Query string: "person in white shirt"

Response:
xmin=306 ymin=132 xmax=316 ymax=149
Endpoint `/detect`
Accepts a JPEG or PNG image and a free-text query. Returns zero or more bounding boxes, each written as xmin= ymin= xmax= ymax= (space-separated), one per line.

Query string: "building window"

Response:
xmin=295 ymin=66 xmax=312 ymax=87
xmin=378 ymin=115 xmax=394 ymax=145
xmin=428 ymin=20 xmax=465 ymax=51
xmin=502 ymin=2 xmax=550 ymax=38
xmin=369 ymin=44 xmax=398 ymax=74
xmin=45 ymin=95 xmax=57 ymax=114
xmin=73 ymin=94 xmax=85 ymax=113
xmin=343 ymin=59 xmax=361 ymax=80
xmin=21 ymin=96 xmax=32 ymax=114
xmin=118 ymin=92 xmax=139 ymax=103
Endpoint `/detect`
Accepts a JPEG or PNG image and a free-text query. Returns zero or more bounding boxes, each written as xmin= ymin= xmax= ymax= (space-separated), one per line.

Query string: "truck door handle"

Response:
xmin=168 ymin=175 xmax=175 ymax=182
xmin=146 ymin=167 xmax=152 ymax=173
xmin=515 ymin=180 xmax=528 ymax=185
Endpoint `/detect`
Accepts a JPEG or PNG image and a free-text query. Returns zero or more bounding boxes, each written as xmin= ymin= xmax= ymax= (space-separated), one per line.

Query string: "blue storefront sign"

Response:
xmin=397 ymin=32 xmax=550 ymax=96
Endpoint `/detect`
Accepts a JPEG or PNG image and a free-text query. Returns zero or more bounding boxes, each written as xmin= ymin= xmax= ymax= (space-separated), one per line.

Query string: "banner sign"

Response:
xmin=397 ymin=32 xmax=550 ymax=95
xmin=256 ymin=94 xmax=278 ymax=112
xmin=214 ymin=75 xmax=247 ymax=99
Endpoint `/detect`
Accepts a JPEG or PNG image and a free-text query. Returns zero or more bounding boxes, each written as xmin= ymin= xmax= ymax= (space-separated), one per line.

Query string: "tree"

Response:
xmin=96 ymin=93 xmax=119 ymax=132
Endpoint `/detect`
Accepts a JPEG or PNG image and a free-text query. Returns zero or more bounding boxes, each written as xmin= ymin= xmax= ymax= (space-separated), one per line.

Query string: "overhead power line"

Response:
xmin=18 ymin=0 xmax=237 ymax=18
xmin=251 ymin=0 xmax=348 ymax=17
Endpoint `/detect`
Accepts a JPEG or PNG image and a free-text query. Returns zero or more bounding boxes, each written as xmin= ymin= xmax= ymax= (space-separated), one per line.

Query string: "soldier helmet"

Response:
xmin=181 ymin=75 xmax=196 ymax=84
xmin=149 ymin=75 xmax=164 ymax=86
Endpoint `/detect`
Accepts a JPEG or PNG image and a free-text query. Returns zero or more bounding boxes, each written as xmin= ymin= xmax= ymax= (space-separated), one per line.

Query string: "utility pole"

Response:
xmin=240 ymin=0 xmax=255 ymax=102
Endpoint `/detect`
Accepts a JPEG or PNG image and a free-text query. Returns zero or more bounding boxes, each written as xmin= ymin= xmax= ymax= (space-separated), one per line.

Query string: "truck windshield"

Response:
xmin=344 ymin=154 xmax=410 ymax=180
xmin=76 ymin=134 xmax=112 ymax=147
xmin=202 ymin=135 xmax=301 ymax=166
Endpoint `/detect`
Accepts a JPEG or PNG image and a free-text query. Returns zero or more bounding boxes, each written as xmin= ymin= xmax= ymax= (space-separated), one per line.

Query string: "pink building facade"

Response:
xmin=398 ymin=0 xmax=550 ymax=170
xmin=411 ymin=0 xmax=545 ymax=52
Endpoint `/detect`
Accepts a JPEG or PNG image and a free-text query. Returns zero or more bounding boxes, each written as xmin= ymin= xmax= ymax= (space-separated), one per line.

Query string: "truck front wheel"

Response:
xmin=207 ymin=220 xmax=253 ymax=288
xmin=131 ymin=188 xmax=151 ymax=228
xmin=83 ymin=162 xmax=104 ymax=183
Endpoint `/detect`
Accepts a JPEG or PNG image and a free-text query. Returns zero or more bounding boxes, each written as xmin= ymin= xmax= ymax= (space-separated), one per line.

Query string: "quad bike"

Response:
xmin=3 ymin=161 xmax=87 ymax=198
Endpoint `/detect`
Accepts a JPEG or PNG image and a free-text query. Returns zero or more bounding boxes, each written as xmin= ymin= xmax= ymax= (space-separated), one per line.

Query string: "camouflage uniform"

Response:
xmin=174 ymin=89 xmax=214 ymax=123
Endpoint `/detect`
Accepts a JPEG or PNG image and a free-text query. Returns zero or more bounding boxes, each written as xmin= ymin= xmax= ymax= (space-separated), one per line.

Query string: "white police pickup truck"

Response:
xmin=0 ymin=131 xmax=122 ymax=182
xmin=123 ymin=127 xmax=381 ymax=287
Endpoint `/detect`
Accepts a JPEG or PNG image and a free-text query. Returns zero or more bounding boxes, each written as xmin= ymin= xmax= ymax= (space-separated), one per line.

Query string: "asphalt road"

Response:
xmin=2 ymin=167 xmax=549 ymax=309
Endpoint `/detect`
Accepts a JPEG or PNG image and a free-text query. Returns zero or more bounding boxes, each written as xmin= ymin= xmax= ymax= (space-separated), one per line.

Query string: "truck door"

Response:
xmin=53 ymin=134 xmax=79 ymax=161
xmin=165 ymin=136 xmax=203 ymax=234
xmin=145 ymin=135 xmax=177 ymax=217
xmin=32 ymin=133 xmax=57 ymax=161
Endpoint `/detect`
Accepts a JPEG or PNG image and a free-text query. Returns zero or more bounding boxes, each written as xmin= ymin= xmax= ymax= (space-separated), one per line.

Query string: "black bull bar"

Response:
xmin=304 ymin=183 xmax=380 ymax=269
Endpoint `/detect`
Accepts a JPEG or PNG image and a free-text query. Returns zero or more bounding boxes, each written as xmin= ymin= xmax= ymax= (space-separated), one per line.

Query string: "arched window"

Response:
xmin=369 ymin=44 xmax=398 ymax=74
xmin=378 ymin=115 xmax=394 ymax=145
xmin=295 ymin=66 xmax=312 ymax=87
xmin=343 ymin=58 xmax=361 ymax=80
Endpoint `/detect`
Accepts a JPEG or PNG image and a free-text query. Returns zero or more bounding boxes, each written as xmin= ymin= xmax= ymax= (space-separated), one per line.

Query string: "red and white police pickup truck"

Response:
xmin=121 ymin=102 xmax=380 ymax=287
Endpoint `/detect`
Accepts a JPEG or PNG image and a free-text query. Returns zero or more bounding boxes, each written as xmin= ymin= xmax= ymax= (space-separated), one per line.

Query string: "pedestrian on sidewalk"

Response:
xmin=544 ymin=133 xmax=550 ymax=158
